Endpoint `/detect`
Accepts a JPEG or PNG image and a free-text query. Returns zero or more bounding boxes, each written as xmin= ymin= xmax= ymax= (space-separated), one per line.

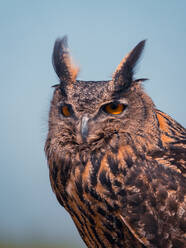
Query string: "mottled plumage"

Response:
xmin=45 ymin=37 xmax=186 ymax=248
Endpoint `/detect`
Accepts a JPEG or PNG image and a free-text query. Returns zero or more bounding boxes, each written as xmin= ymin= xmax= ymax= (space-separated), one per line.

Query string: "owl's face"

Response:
xmin=48 ymin=38 xmax=156 ymax=155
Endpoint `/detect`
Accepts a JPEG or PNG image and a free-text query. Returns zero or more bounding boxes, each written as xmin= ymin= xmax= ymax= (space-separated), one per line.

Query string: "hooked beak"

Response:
xmin=81 ymin=116 xmax=89 ymax=142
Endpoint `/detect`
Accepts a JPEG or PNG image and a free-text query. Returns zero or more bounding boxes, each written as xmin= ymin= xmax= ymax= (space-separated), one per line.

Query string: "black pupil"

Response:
xmin=110 ymin=103 xmax=118 ymax=110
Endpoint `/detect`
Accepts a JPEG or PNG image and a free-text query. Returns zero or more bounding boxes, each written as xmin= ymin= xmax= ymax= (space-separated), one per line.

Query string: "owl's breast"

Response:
xmin=62 ymin=160 xmax=142 ymax=247
xmin=52 ymin=145 xmax=144 ymax=248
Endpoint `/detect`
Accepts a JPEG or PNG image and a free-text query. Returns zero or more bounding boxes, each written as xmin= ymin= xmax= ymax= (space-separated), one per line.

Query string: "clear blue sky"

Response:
xmin=0 ymin=0 xmax=186 ymax=246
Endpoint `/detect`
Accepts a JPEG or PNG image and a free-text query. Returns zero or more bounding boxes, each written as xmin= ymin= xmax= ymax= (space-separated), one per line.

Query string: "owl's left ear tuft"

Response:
xmin=52 ymin=36 xmax=79 ymax=84
xmin=113 ymin=40 xmax=146 ymax=90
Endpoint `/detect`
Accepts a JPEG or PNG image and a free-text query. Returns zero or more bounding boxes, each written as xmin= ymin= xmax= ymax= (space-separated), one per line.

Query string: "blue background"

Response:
xmin=1 ymin=0 xmax=186 ymax=246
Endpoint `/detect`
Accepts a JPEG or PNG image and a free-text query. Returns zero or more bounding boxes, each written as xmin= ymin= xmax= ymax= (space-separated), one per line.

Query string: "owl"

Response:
xmin=45 ymin=37 xmax=186 ymax=248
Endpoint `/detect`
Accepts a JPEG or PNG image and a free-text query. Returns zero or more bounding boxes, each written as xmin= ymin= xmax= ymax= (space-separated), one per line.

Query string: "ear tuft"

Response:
xmin=113 ymin=40 xmax=146 ymax=89
xmin=52 ymin=36 xmax=79 ymax=83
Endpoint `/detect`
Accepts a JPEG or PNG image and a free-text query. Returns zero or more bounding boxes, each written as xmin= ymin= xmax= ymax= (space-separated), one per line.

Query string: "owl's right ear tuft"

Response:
xmin=52 ymin=36 xmax=79 ymax=84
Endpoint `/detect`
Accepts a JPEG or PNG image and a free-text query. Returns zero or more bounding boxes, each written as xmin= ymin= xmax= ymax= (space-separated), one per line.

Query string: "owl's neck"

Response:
xmin=47 ymin=109 xmax=176 ymax=194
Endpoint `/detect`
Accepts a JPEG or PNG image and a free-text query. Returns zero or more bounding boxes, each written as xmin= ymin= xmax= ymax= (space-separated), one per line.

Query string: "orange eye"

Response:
xmin=61 ymin=105 xmax=71 ymax=117
xmin=104 ymin=102 xmax=125 ymax=115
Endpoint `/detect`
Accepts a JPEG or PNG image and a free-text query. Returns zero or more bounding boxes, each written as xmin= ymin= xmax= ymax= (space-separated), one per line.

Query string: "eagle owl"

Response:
xmin=45 ymin=37 xmax=186 ymax=248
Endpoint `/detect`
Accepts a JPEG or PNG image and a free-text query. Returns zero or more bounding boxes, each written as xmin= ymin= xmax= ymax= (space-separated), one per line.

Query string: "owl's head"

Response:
xmin=47 ymin=37 xmax=158 ymax=155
